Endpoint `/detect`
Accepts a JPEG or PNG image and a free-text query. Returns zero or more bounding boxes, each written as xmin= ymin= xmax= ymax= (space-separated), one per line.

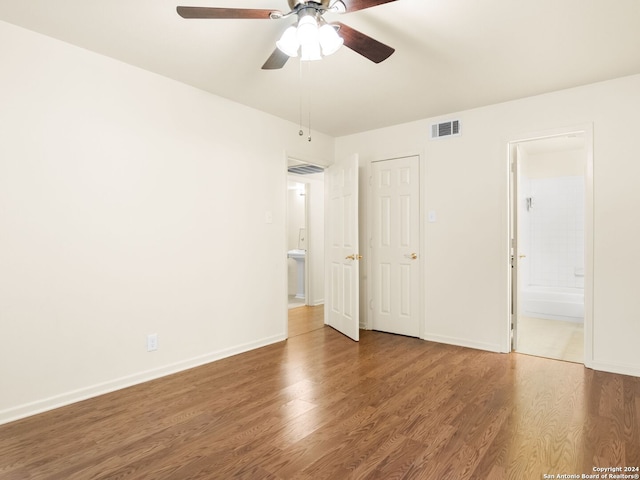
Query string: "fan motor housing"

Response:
xmin=288 ymin=0 xmax=331 ymax=10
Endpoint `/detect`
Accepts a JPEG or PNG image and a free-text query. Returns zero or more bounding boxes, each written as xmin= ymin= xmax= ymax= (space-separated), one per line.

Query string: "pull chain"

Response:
xmin=297 ymin=59 xmax=312 ymax=142
xmin=298 ymin=59 xmax=304 ymax=137
xmin=307 ymin=61 xmax=312 ymax=142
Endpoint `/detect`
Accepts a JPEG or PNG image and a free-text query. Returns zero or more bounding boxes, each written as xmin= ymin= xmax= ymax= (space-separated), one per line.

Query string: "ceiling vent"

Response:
xmin=430 ymin=120 xmax=461 ymax=139
xmin=287 ymin=164 xmax=325 ymax=175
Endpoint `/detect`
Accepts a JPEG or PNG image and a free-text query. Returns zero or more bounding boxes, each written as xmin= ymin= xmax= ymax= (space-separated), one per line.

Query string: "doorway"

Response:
xmin=286 ymin=159 xmax=325 ymax=331
xmin=286 ymin=179 xmax=307 ymax=309
xmin=509 ymin=128 xmax=593 ymax=364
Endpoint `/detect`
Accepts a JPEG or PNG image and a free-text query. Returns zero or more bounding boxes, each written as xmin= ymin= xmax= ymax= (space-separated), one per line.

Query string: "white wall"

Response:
xmin=0 ymin=20 xmax=334 ymax=424
xmin=522 ymin=146 xmax=586 ymax=178
xmin=336 ymin=74 xmax=640 ymax=377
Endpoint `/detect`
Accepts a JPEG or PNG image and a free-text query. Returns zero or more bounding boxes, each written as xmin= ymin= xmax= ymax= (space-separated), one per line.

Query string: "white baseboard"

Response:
xmin=588 ymin=360 xmax=640 ymax=378
xmin=0 ymin=333 xmax=286 ymax=426
xmin=422 ymin=333 xmax=504 ymax=354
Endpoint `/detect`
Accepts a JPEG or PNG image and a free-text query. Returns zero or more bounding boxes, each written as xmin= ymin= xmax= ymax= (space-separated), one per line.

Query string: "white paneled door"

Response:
xmin=325 ymin=154 xmax=360 ymax=341
xmin=371 ymin=156 xmax=421 ymax=337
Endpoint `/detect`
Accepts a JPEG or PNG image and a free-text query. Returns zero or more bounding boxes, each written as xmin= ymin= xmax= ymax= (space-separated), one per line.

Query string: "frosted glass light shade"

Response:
xmin=296 ymin=15 xmax=318 ymax=46
xmin=275 ymin=16 xmax=343 ymax=61
xmin=318 ymin=24 xmax=343 ymax=56
xmin=276 ymin=26 xmax=299 ymax=57
xmin=300 ymin=42 xmax=322 ymax=61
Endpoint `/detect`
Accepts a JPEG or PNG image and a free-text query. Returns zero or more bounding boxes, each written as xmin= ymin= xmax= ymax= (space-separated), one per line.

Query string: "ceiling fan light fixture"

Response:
xmin=318 ymin=24 xmax=343 ymax=56
xmin=276 ymin=25 xmax=299 ymax=57
xmin=300 ymin=41 xmax=322 ymax=61
xmin=274 ymin=6 xmax=345 ymax=61
xmin=296 ymin=15 xmax=319 ymax=46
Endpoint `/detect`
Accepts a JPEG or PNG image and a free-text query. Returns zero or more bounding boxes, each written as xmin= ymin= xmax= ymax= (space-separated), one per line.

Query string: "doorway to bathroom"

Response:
xmin=286 ymin=159 xmax=325 ymax=311
xmin=509 ymin=127 xmax=593 ymax=364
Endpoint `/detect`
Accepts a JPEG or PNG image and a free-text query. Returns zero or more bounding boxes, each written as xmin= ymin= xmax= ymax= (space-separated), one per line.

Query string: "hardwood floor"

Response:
xmin=288 ymin=305 xmax=325 ymax=338
xmin=1 ymin=306 xmax=639 ymax=479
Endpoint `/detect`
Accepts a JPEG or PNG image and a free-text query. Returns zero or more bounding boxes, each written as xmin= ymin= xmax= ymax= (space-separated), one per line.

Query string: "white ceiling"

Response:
xmin=1 ymin=0 xmax=639 ymax=137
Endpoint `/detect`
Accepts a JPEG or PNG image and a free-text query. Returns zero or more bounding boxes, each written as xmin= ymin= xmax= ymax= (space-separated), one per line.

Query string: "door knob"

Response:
xmin=346 ymin=254 xmax=363 ymax=260
xmin=405 ymin=253 xmax=418 ymax=260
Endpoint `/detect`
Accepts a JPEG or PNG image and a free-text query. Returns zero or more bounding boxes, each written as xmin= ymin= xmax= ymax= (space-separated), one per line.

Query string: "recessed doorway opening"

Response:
xmin=509 ymin=126 xmax=593 ymax=365
xmin=286 ymin=158 xmax=326 ymax=334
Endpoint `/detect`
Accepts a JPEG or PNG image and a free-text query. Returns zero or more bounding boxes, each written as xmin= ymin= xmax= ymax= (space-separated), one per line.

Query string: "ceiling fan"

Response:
xmin=176 ymin=0 xmax=397 ymax=70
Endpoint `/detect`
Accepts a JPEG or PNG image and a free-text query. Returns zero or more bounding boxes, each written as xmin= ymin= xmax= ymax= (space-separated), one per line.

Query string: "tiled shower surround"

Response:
xmin=521 ymin=176 xmax=585 ymax=289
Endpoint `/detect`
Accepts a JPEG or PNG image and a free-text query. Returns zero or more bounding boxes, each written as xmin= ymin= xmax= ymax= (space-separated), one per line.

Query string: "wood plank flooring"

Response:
xmin=1 ymin=306 xmax=639 ymax=479
xmin=288 ymin=305 xmax=325 ymax=338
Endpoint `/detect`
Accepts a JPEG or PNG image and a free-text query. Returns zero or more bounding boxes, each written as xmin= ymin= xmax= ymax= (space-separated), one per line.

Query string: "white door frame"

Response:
xmin=506 ymin=124 xmax=594 ymax=368
xmin=364 ymin=154 xmax=425 ymax=339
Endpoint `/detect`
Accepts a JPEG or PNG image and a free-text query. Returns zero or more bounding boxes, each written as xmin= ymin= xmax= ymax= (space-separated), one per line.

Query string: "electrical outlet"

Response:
xmin=147 ymin=333 xmax=158 ymax=352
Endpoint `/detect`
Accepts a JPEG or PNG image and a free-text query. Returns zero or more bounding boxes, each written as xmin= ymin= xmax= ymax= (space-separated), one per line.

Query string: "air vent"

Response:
xmin=430 ymin=120 xmax=461 ymax=139
xmin=287 ymin=164 xmax=325 ymax=175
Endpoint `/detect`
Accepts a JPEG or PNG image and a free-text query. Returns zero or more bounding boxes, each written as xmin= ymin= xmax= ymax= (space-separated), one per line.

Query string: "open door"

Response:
xmin=325 ymin=154 xmax=360 ymax=341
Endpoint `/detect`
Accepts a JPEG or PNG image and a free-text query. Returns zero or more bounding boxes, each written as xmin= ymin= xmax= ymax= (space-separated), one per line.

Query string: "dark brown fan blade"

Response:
xmin=338 ymin=0 xmax=398 ymax=13
xmin=176 ymin=6 xmax=277 ymax=19
xmin=262 ymin=48 xmax=290 ymax=70
xmin=334 ymin=22 xmax=394 ymax=63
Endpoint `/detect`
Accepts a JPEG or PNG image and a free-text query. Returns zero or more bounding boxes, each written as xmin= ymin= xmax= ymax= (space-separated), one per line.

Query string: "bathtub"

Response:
xmin=520 ymin=286 xmax=584 ymax=323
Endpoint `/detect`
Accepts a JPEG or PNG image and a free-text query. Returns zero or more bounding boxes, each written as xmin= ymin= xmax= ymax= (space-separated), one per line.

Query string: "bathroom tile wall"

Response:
xmin=527 ymin=176 xmax=585 ymax=288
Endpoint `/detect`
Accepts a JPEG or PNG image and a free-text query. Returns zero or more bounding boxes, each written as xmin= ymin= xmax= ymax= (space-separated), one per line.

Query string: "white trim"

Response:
xmin=589 ymin=361 xmax=640 ymax=378
xmin=0 ymin=334 xmax=286 ymax=426
xmin=364 ymin=159 xmax=373 ymax=330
